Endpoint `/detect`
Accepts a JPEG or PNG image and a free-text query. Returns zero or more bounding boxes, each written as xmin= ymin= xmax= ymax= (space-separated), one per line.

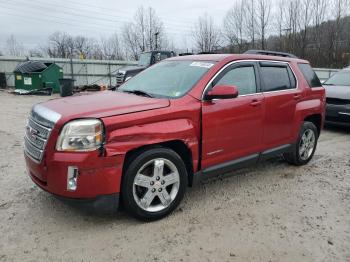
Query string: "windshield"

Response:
xmin=138 ymin=53 xmax=152 ymax=67
xmin=119 ymin=60 xmax=215 ymax=98
xmin=324 ymin=70 xmax=350 ymax=86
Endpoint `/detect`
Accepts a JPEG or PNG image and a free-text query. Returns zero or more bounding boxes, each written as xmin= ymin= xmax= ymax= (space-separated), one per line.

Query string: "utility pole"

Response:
xmin=70 ymin=56 xmax=74 ymax=80
xmin=283 ymin=28 xmax=292 ymax=53
xmin=155 ymin=32 xmax=159 ymax=50
xmin=108 ymin=62 xmax=112 ymax=88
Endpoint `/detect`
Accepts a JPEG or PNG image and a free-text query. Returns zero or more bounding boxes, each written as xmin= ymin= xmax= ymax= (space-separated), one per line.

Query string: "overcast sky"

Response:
xmin=0 ymin=0 xmax=235 ymax=52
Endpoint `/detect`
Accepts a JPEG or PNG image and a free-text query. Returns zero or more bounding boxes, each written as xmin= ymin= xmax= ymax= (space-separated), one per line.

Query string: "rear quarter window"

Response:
xmin=298 ymin=63 xmax=322 ymax=88
xmin=260 ymin=63 xmax=296 ymax=92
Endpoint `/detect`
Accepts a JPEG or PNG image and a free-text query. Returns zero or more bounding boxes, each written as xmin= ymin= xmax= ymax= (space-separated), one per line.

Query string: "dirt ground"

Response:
xmin=0 ymin=91 xmax=349 ymax=262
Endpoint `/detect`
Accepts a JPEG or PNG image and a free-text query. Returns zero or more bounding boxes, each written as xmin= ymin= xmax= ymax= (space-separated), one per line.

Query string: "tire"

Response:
xmin=121 ymin=147 xmax=188 ymax=221
xmin=284 ymin=121 xmax=318 ymax=166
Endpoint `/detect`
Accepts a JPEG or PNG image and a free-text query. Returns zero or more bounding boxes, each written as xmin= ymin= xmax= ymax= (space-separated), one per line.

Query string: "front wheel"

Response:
xmin=121 ymin=148 xmax=188 ymax=221
xmin=284 ymin=121 xmax=318 ymax=166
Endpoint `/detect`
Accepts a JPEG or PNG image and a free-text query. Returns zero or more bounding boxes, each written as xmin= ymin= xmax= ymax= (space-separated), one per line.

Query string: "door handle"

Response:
xmin=294 ymin=93 xmax=302 ymax=100
xmin=250 ymin=99 xmax=262 ymax=106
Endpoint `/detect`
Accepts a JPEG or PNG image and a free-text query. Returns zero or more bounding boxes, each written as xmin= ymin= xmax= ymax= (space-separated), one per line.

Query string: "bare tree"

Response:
xmin=284 ymin=0 xmax=301 ymax=53
xmin=299 ymin=0 xmax=313 ymax=57
xmin=145 ymin=7 xmax=163 ymax=50
xmin=122 ymin=6 xmax=167 ymax=60
xmin=326 ymin=0 xmax=350 ymax=66
xmin=90 ymin=43 xmax=104 ymax=60
xmin=245 ymin=0 xmax=257 ymax=48
xmin=311 ymin=0 xmax=328 ymax=63
xmin=6 ymin=35 xmax=24 ymax=56
xmin=275 ymin=0 xmax=286 ymax=50
xmin=46 ymin=31 xmax=73 ymax=58
xmin=74 ymin=36 xmax=95 ymax=59
xmin=193 ymin=13 xmax=221 ymax=53
xmin=46 ymin=32 xmax=94 ymax=59
xmin=122 ymin=22 xmax=141 ymax=60
xmin=312 ymin=0 xmax=327 ymax=28
xmin=100 ymin=33 xmax=125 ymax=60
xmin=256 ymin=0 xmax=271 ymax=49
xmin=223 ymin=0 xmax=246 ymax=52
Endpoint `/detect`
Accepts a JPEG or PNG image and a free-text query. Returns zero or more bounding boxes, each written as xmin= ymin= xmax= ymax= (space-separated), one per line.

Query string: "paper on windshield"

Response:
xmin=190 ymin=62 xmax=214 ymax=69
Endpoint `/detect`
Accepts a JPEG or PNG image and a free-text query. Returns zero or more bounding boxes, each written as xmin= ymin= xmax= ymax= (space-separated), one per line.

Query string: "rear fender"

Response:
xmin=293 ymin=98 xmax=324 ymax=140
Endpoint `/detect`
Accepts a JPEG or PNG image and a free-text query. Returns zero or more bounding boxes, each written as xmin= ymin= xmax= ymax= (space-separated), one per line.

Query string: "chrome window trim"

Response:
xmin=201 ymin=59 xmax=299 ymax=100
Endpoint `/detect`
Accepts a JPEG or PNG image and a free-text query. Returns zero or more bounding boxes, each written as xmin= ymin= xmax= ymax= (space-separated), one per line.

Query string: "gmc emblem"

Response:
xmin=27 ymin=126 xmax=39 ymax=139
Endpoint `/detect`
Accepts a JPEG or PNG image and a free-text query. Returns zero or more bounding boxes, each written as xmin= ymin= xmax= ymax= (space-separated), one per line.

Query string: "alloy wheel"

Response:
xmin=132 ymin=158 xmax=180 ymax=212
xmin=299 ymin=129 xmax=316 ymax=161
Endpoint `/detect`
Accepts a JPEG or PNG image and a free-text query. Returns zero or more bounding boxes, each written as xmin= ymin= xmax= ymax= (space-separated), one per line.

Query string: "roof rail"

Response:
xmin=244 ymin=50 xmax=298 ymax=58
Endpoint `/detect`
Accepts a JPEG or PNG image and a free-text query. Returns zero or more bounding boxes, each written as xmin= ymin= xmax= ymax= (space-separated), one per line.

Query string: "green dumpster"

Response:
xmin=14 ymin=61 xmax=63 ymax=93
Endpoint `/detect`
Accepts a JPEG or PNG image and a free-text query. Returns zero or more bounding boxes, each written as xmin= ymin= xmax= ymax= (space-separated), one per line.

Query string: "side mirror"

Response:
xmin=206 ymin=85 xmax=239 ymax=100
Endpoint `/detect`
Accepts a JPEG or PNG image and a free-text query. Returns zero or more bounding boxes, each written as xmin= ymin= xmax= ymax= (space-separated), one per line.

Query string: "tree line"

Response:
xmin=2 ymin=0 xmax=350 ymax=68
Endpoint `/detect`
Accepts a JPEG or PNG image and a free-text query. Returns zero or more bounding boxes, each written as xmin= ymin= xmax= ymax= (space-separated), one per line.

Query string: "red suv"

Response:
xmin=24 ymin=51 xmax=325 ymax=220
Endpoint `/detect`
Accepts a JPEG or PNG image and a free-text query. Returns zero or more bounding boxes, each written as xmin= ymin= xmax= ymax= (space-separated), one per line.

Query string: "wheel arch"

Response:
xmin=304 ymin=114 xmax=322 ymax=137
xmin=122 ymin=140 xmax=195 ymax=187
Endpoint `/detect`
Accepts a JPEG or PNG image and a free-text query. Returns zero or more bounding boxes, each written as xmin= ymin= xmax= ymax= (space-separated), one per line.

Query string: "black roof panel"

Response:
xmin=14 ymin=61 xmax=48 ymax=73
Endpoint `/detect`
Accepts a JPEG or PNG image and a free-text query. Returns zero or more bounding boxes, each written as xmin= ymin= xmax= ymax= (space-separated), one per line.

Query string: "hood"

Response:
xmin=39 ymin=91 xmax=170 ymax=121
xmin=324 ymin=85 xmax=350 ymax=100
xmin=119 ymin=65 xmax=146 ymax=74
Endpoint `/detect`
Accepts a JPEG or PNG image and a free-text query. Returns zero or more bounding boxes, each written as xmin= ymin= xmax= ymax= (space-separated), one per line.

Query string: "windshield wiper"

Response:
xmin=122 ymin=90 xmax=154 ymax=98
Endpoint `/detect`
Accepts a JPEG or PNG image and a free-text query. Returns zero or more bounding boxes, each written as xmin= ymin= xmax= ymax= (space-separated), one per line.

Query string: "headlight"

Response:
xmin=56 ymin=119 xmax=104 ymax=152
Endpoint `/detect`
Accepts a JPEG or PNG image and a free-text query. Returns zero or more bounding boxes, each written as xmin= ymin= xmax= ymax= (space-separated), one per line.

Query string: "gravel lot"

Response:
xmin=0 ymin=91 xmax=349 ymax=262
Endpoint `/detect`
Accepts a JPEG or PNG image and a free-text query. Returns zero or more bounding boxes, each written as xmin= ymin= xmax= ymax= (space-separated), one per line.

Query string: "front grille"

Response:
xmin=326 ymin=98 xmax=350 ymax=105
xmin=24 ymin=116 xmax=52 ymax=163
xmin=116 ymin=72 xmax=125 ymax=85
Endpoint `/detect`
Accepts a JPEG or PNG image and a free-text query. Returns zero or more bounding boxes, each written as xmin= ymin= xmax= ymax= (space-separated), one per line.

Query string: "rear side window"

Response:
xmin=260 ymin=63 xmax=295 ymax=92
xmin=298 ymin=63 xmax=322 ymax=88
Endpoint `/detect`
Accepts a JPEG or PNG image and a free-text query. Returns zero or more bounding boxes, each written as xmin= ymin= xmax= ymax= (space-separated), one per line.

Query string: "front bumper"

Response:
xmin=325 ymin=103 xmax=350 ymax=125
xmin=25 ymin=151 xmax=124 ymax=200
xmin=55 ymin=193 xmax=120 ymax=214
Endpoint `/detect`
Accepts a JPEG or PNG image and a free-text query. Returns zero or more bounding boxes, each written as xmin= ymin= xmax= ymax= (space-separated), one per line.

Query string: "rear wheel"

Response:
xmin=121 ymin=148 xmax=187 ymax=221
xmin=284 ymin=121 xmax=318 ymax=166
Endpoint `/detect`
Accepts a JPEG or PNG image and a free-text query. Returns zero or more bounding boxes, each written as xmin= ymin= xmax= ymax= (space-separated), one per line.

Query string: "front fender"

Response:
xmin=104 ymin=118 xmax=199 ymax=171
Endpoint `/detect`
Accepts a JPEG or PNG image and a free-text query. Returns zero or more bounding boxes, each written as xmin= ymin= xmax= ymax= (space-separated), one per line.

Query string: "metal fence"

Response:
xmin=0 ymin=56 xmax=341 ymax=87
xmin=314 ymin=68 xmax=340 ymax=82
xmin=0 ymin=56 xmax=137 ymax=87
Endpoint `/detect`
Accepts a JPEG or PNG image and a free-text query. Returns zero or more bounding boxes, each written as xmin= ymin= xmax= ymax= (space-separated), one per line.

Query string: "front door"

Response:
xmin=201 ymin=62 xmax=265 ymax=169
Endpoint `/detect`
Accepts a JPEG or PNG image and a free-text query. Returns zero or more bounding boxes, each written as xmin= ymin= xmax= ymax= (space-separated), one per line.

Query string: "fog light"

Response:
xmin=67 ymin=166 xmax=79 ymax=191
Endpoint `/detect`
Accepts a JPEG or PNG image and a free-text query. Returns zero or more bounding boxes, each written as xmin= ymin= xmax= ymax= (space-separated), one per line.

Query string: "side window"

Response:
xmin=260 ymin=65 xmax=294 ymax=92
xmin=287 ymin=66 xmax=296 ymax=89
xmin=297 ymin=63 xmax=322 ymax=88
xmin=214 ymin=66 xmax=257 ymax=96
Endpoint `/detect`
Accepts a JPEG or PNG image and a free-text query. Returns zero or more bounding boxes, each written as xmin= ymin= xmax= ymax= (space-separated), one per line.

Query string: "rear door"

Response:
xmin=259 ymin=61 xmax=300 ymax=148
xmin=201 ymin=62 xmax=265 ymax=169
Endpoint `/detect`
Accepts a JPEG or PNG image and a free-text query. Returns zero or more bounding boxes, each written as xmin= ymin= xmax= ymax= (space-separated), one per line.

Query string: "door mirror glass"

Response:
xmin=206 ymin=85 xmax=239 ymax=100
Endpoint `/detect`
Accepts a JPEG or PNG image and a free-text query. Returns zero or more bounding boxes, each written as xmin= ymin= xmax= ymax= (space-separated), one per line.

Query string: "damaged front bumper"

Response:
xmin=25 ymin=151 xmax=124 ymax=213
